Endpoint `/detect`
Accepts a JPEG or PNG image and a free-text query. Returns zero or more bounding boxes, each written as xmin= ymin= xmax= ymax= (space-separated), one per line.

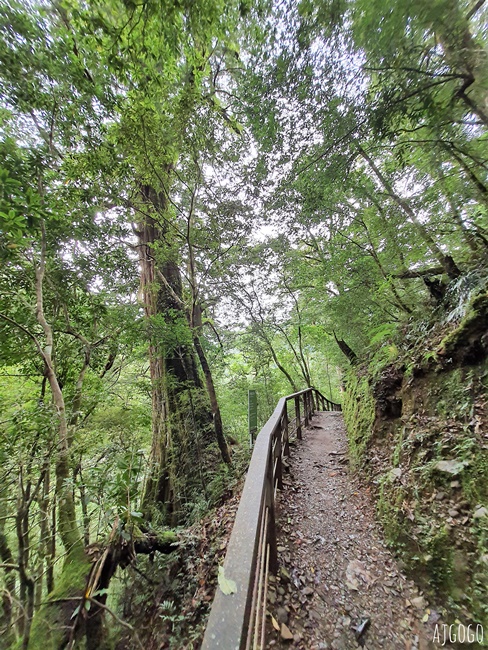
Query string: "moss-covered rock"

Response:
xmin=438 ymin=290 xmax=488 ymax=365
xmin=342 ymin=368 xmax=375 ymax=469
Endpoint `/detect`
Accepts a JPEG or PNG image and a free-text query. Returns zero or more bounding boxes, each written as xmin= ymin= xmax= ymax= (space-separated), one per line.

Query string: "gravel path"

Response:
xmin=267 ymin=411 xmax=449 ymax=650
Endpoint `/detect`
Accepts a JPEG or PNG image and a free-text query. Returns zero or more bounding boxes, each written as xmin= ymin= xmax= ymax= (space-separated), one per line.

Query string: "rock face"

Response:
xmin=341 ymin=297 xmax=488 ymax=634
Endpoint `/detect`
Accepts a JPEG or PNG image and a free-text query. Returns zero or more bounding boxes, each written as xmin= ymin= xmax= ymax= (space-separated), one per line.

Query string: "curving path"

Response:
xmin=267 ymin=411 xmax=450 ymax=650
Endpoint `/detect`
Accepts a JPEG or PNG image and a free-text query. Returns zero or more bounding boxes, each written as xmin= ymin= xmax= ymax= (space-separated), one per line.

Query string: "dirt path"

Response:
xmin=267 ymin=411 xmax=449 ymax=650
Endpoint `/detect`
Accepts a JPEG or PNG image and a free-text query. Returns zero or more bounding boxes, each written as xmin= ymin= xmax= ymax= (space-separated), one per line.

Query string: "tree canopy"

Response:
xmin=0 ymin=0 xmax=486 ymax=646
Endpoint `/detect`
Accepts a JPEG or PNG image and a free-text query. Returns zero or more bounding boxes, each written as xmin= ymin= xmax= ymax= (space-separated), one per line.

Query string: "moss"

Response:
xmin=424 ymin=526 xmax=454 ymax=593
xmin=438 ymin=290 xmax=488 ymax=362
xmin=26 ymin=547 xmax=91 ymax=650
xmin=377 ymin=477 xmax=406 ymax=546
xmin=470 ymin=520 xmax=488 ymax=626
xmin=342 ymin=368 xmax=375 ymax=469
xmin=391 ymin=425 xmax=405 ymax=468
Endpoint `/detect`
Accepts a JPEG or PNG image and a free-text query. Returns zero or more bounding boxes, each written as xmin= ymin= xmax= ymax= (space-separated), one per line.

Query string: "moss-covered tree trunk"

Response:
xmin=137 ymin=184 xmax=216 ymax=523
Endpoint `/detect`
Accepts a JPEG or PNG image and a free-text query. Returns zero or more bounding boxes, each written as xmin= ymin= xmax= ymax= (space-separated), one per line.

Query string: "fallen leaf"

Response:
xmin=217 ymin=566 xmax=237 ymax=595
xmin=271 ymin=615 xmax=280 ymax=631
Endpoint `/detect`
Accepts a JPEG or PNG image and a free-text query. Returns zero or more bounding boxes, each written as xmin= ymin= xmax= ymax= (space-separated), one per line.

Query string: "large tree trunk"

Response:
xmin=136 ymin=185 xmax=216 ymax=524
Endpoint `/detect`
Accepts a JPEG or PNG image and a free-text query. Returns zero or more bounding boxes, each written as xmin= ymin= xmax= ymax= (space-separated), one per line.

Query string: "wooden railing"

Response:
xmin=201 ymin=387 xmax=341 ymax=650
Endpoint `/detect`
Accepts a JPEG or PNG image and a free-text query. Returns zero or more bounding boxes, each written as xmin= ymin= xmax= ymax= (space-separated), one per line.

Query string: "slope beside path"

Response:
xmin=267 ymin=411 xmax=450 ymax=650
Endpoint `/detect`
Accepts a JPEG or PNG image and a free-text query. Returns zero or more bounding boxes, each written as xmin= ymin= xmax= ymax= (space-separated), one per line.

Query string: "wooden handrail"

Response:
xmin=201 ymin=387 xmax=341 ymax=650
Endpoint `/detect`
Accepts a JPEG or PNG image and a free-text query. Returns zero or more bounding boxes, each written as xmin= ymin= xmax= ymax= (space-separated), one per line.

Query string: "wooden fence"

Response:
xmin=201 ymin=387 xmax=341 ymax=650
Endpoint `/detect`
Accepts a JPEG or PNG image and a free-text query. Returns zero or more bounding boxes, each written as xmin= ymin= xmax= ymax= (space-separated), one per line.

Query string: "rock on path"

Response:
xmin=267 ymin=412 xmax=450 ymax=650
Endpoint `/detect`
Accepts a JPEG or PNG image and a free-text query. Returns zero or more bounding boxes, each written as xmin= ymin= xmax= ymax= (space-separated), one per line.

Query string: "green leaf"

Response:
xmin=217 ymin=566 xmax=237 ymax=595
xmin=93 ymin=588 xmax=110 ymax=597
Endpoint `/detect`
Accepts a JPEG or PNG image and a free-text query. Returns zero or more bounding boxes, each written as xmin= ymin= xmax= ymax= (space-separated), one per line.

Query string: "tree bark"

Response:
xmin=0 ymin=489 xmax=15 ymax=643
xmin=333 ymin=332 xmax=358 ymax=364
xmin=193 ymin=333 xmax=231 ymax=465
xmin=136 ymin=184 xmax=215 ymax=523
xmin=35 ymin=221 xmax=81 ymax=555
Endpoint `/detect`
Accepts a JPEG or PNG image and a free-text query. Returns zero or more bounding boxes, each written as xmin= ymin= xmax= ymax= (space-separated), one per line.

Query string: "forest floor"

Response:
xmin=267 ymin=412 xmax=453 ymax=650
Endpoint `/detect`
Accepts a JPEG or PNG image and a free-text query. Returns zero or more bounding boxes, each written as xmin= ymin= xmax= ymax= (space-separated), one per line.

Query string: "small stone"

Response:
xmin=435 ymin=460 xmax=467 ymax=475
xmin=331 ymin=639 xmax=347 ymax=650
xmin=280 ymin=623 xmax=293 ymax=641
xmin=280 ymin=567 xmax=291 ymax=582
xmin=448 ymin=509 xmax=459 ymax=517
xmin=276 ymin=607 xmax=288 ymax=624
xmin=450 ymin=480 xmax=461 ymax=488
xmin=435 ymin=491 xmax=446 ymax=501
xmin=473 ymin=506 xmax=488 ymax=519
xmin=410 ymin=596 xmax=426 ymax=609
xmin=310 ymin=608 xmax=322 ymax=621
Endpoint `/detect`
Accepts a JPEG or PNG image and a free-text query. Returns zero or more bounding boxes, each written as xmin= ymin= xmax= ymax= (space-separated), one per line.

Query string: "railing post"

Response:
xmin=283 ymin=405 xmax=290 ymax=457
xmin=303 ymin=391 xmax=309 ymax=427
xmin=275 ymin=425 xmax=283 ymax=490
xmin=295 ymin=395 xmax=302 ymax=440
xmin=321 ymin=395 xmax=325 ymax=411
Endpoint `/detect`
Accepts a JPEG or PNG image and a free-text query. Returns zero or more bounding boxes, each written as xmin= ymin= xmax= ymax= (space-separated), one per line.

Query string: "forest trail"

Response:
xmin=268 ymin=412 xmax=448 ymax=650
